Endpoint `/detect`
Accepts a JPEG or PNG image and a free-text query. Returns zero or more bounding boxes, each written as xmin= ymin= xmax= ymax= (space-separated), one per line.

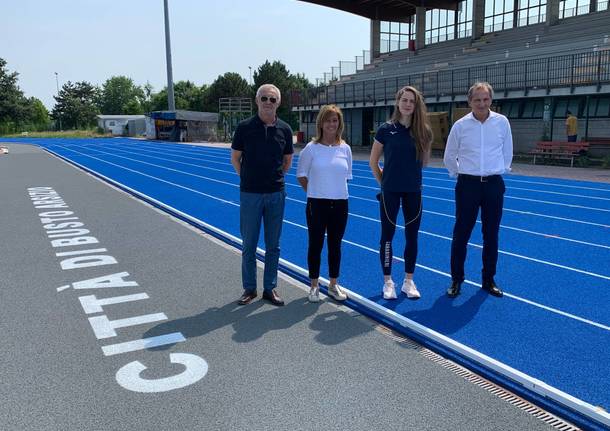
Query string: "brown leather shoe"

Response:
xmin=237 ymin=290 xmax=257 ymax=305
xmin=482 ymin=280 xmax=503 ymax=297
xmin=262 ymin=289 xmax=284 ymax=306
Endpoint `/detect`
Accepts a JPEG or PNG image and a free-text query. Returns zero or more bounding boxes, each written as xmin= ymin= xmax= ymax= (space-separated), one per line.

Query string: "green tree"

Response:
xmin=253 ymin=60 xmax=313 ymax=129
xmin=51 ymin=81 xmax=101 ymax=129
xmin=174 ymin=80 xmax=207 ymax=111
xmin=0 ymin=58 xmax=51 ymax=133
xmin=253 ymin=60 xmax=291 ymax=103
xmin=141 ymin=81 xmax=154 ymax=113
xmin=100 ymin=76 xmax=145 ymax=115
xmin=203 ymin=72 xmax=251 ymax=112
xmin=149 ymin=81 xmax=207 ymax=112
xmin=150 ymin=89 xmax=169 ymax=112
xmin=0 ymin=58 xmax=28 ymax=125
xmin=26 ymin=97 xmax=50 ymax=125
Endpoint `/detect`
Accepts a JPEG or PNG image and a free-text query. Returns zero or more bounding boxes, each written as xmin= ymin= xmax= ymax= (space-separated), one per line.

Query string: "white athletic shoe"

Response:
xmin=308 ymin=286 xmax=320 ymax=303
xmin=382 ymin=280 xmax=397 ymax=300
xmin=401 ymin=279 xmax=421 ymax=299
xmin=328 ymin=284 xmax=347 ymax=301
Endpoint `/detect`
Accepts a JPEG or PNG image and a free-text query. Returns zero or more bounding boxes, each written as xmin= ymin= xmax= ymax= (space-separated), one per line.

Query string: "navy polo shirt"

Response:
xmin=231 ymin=115 xmax=294 ymax=193
xmin=375 ymin=122 xmax=422 ymax=193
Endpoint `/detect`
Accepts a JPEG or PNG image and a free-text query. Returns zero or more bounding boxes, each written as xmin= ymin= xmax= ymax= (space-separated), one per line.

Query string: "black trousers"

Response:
xmin=379 ymin=191 xmax=422 ymax=275
xmin=305 ymin=198 xmax=348 ymax=279
xmin=450 ymin=174 xmax=505 ymax=283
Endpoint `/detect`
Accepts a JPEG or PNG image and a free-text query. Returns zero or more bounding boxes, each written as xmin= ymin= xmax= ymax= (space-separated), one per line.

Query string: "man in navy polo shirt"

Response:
xmin=231 ymin=84 xmax=294 ymax=306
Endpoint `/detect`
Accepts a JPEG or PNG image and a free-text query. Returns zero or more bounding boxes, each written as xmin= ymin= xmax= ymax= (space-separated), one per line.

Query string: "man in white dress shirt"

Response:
xmin=443 ymin=82 xmax=513 ymax=298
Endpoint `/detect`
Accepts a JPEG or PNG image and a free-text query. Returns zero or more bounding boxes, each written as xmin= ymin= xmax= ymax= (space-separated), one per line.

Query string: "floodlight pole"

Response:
xmin=163 ymin=0 xmax=176 ymax=111
xmin=54 ymin=72 xmax=62 ymax=131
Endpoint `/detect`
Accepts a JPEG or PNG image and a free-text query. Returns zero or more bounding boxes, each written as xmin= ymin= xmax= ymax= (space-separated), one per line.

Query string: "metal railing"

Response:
xmin=291 ymin=50 xmax=610 ymax=107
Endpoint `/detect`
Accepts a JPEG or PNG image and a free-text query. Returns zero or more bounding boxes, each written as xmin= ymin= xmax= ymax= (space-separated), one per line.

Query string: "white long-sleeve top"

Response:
xmin=443 ymin=111 xmax=513 ymax=178
xmin=296 ymin=141 xmax=352 ymax=199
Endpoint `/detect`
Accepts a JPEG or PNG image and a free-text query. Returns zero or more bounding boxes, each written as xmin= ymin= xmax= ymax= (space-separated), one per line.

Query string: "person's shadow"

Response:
xmin=143 ymin=297 xmax=322 ymax=349
xmin=308 ymin=310 xmax=374 ymax=345
xmin=403 ymin=289 xmax=488 ymax=335
xmin=231 ymin=297 xmax=319 ymax=342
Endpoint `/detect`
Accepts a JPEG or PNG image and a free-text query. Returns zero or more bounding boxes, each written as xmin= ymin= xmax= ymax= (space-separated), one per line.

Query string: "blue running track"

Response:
xmin=6 ymin=138 xmax=610 ymax=429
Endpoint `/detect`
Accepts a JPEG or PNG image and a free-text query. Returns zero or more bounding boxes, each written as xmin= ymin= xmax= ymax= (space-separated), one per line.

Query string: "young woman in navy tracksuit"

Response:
xmin=369 ymin=86 xmax=432 ymax=300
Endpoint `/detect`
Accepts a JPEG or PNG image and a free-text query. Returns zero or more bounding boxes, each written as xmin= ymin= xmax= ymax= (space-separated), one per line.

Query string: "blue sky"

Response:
xmin=2 ymin=0 xmax=369 ymax=109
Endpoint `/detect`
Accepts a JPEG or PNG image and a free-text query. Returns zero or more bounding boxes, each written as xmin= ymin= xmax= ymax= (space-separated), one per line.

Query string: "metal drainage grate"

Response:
xmin=374 ymin=325 xmax=581 ymax=431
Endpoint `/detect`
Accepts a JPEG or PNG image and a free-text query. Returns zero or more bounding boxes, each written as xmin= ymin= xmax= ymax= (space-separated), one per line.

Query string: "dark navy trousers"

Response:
xmin=450 ymin=174 xmax=505 ymax=283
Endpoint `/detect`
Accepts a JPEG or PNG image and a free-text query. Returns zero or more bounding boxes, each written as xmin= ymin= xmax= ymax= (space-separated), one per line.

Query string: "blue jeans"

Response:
xmin=240 ymin=191 xmax=286 ymax=293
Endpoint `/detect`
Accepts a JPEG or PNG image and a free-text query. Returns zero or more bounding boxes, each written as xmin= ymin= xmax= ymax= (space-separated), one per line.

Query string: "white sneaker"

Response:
xmin=328 ymin=284 xmax=347 ymax=301
xmin=382 ymin=280 xmax=397 ymax=300
xmin=401 ymin=279 xmax=421 ymax=299
xmin=308 ymin=286 xmax=320 ymax=303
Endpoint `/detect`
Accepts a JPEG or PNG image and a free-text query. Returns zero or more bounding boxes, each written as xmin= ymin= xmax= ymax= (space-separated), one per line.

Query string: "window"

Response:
xmin=425 ymin=9 xmax=456 ymax=44
xmin=379 ymin=17 xmax=416 ymax=53
xmin=517 ymin=100 xmax=544 ymax=118
xmin=553 ymin=99 xmax=568 ymax=117
xmin=559 ymin=0 xmax=591 ymax=18
xmin=484 ymin=0 xmax=515 ymax=32
xmin=376 ymin=107 xmax=390 ymax=122
xmin=596 ymin=98 xmax=610 ymax=117
xmin=553 ymin=98 xmax=582 ymax=118
xmin=109 ymin=121 xmax=116 ymax=126
xmin=499 ymin=101 xmax=521 ymax=118
xmin=457 ymin=0 xmax=473 ymax=38
xmin=516 ymin=0 xmax=547 ymax=27
xmin=588 ymin=97 xmax=610 ymax=117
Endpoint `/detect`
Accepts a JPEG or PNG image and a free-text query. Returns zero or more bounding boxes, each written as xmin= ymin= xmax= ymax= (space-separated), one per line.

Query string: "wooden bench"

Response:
xmin=529 ymin=141 xmax=590 ymax=167
xmin=586 ymin=137 xmax=610 ymax=158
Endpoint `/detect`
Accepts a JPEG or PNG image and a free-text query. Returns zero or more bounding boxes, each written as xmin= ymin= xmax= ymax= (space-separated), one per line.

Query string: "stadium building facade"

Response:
xmin=292 ymin=0 xmax=610 ymax=154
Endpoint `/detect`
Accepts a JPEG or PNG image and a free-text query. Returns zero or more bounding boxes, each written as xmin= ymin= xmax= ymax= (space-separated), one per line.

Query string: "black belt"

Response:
xmin=458 ymin=173 xmax=501 ymax=182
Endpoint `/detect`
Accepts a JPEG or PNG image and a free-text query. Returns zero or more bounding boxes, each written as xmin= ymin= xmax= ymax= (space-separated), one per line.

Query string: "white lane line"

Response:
xmin=85 ymin=143 xmax=610 ymax=227
xmin=132 ymin=142 xmax=610 ymax=195
xmin=53 ymin=144 xmax=610 ymax=333
xmin=424 ymin=184 xmax=610 ymax=213
xmin=282 ymin=219 xmax=610 ymax=332
xmin=420 ymin=168 xmax=610 ymax=192
xmin=420 ymin=194 xmax=610 ymax=228
xmin=52 ymin=144 xmax=610 ymax=282
xmin=49 ymin=145 xmax=239 ymax=206
xmin=350 ymin=194 xmax=610 ymax=250
xmin=348 ymin=171 xmax=610 ymax=202
xmin=46 ymin=143 xmax=610 ymax=427
xmin=49 ymin=143 xmax=610 ymax=229
xmin=86 ymin=144 xmax=610 ymax=238
xmin=147 ymin=144 xmax=610 ymax=209
xmin=84 ymin=144 xmax=610 ymax=246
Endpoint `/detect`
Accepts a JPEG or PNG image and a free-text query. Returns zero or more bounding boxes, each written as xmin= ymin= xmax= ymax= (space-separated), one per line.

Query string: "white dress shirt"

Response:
xmin=296 ymin=141 xmax=352 ymax=199
xmin=443 ymin=111 xmax=513 ymax=178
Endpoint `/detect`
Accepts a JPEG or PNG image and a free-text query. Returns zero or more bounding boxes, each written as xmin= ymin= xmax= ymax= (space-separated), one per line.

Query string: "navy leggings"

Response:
xmin=379 ymin=191 xmax=422 ymax=275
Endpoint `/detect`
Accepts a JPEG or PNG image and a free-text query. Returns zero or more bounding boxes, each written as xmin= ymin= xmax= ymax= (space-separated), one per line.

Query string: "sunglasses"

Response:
xmin=260 ymin=96 xmax=278 ymax=103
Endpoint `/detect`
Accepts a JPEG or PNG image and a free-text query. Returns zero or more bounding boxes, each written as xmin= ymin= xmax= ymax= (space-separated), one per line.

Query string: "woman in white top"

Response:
xmin=296 ymin=105 xmax=353 ymax=303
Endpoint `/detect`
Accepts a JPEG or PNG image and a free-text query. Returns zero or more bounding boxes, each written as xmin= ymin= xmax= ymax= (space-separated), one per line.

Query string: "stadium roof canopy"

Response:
xmin=297 ymin=0 xmax=460 ymax=21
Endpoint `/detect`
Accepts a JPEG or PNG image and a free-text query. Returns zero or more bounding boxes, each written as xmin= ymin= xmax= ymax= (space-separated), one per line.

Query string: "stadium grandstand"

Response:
xmin=293 ymin=0 xmax=610 ymax=154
